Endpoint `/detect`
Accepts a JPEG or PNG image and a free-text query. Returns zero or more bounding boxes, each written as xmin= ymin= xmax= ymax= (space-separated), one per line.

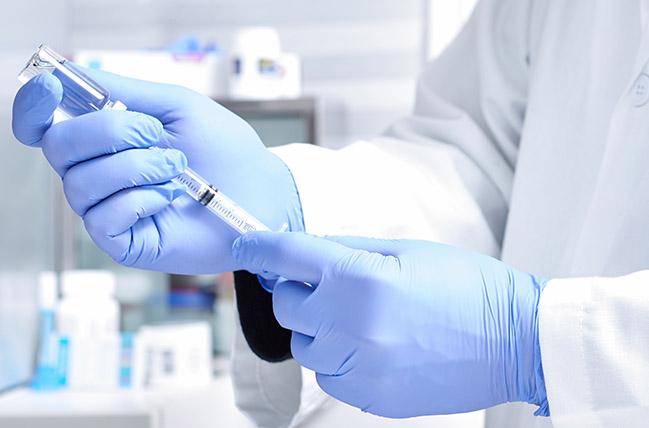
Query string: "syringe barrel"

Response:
xmin=171 ymin=169 xmax=270 ymax=234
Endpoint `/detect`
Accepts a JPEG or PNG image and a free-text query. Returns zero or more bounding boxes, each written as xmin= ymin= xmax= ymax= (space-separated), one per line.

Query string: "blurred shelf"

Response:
xmin=0 ymin=368 xmax=252 ymax=428
xmin=216 ymin=97 xmax=316 ymax=114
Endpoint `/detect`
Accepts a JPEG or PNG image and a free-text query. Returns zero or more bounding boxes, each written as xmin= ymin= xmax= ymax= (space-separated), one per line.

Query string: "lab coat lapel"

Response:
xmin=566 ymin=12 xmax=649 ymax=277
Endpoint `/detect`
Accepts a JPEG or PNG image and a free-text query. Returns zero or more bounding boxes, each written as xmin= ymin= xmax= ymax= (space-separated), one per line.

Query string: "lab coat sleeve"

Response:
xmin=233 ymin=0 xmax=535 ymax=426
xmin=539 ymin=272 xmax=649 ymax=427
xmin=271 ymin=0 xmax=532 ymax=253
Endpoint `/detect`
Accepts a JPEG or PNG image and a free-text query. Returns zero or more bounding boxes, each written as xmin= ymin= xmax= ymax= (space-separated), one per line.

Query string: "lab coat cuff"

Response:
xmin=538 ymin=272 xmax=649 ymax=426
xmin=538 ymin=277 xmax=592 ymax=422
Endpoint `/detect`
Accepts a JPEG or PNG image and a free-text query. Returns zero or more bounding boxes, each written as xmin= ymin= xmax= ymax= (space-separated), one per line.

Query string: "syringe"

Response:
xmin=18 ymin=44 xmax=271 ymax=234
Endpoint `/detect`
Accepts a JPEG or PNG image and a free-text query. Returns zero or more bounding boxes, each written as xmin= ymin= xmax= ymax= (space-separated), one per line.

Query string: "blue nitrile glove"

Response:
xmin=12 ymin=71 xmax=303 ymax=274
xmin=232 ymin=232 xmax=550 ymax=418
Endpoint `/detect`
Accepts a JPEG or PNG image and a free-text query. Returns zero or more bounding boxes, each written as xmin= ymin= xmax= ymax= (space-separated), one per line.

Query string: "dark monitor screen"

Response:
xmin=216 ymin=98 xmax=317 ymax=147
xmin=243 ymin=115 xmax=310 ymax=147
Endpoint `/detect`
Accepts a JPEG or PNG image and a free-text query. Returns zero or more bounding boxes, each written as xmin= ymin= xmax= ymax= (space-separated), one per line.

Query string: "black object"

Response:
xmin=234 ymin=271 xmax=292 ymax=362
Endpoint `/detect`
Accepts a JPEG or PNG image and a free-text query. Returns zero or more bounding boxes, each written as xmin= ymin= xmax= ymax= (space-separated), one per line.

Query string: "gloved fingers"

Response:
xmin=83 ymin=182 xmax=183 ymax=251
xmin=63 ymin=147 xmax=187 ymax=216
xmin=324 ymin=236 xmax=404 ymax=256
xmin=79 ymin=66 xmax=195 ymax=119
xmin=232 ymin=232 xmax=353 ymax=286
xmin=291 ymin=332 xmax=357 ymax=376
xmin=12 ymin=73 xmax=63 ymax=147
xmin=272 ymin=280 xmax=318 ymax=336
xmin=86 ymin=215 xmax=161 ymax=267
xmin=41 ymin=109 xmax=164 ymax=177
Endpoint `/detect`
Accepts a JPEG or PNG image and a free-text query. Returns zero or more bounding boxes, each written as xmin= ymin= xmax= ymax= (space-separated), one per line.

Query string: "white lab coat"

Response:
xmin=231 ymin=0 xmax=649 ymax=427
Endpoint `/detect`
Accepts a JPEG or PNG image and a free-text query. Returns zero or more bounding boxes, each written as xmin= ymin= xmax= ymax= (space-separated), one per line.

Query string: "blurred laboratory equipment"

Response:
xmin=132 ymin=322 xmax=213 ymax=390
xmin=32 ymin=272 xmax=65 ymax=390
xmin=229 ymin=27 xmax=302 ymax=100
xmin=168 ymin=275 xmax=218 ymax=351
xmin=75 ymin=39 xmax=227 ymax=97
xmin=30 ymin=270 xmax=214 ymax=393
xmin=58 ymin=270 xmax=120 ymax=390
xmin=213 ymin=273 xmax=236 ymax=355
xmin=75 ymin=32 xmax=302 ymax=101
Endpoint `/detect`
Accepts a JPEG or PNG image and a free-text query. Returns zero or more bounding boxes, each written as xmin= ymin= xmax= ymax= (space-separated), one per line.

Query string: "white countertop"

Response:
xmin=0 ymin=373 xmax=253 ymax=428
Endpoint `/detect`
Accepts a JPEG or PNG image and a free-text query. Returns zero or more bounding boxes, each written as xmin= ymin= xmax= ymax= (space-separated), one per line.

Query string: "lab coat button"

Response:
xmin=631 ymin=73 xmax=649 ymax=106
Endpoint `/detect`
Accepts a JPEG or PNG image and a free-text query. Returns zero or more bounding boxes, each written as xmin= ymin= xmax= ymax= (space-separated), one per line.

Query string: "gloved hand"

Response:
xmin=232 ymin=232 xmax=549 ymax=418
xmin=12 ymin=70 xmax=303 ymax=274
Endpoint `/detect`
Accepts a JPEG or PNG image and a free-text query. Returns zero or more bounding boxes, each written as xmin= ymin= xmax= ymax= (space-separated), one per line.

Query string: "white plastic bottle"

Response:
xmin=58 ymin=270 xmax=120 ymax=389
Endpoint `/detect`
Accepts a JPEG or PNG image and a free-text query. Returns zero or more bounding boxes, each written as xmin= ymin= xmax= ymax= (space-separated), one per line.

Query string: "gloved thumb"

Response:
xmin=12 ymin=73 xmax=63 ymax=147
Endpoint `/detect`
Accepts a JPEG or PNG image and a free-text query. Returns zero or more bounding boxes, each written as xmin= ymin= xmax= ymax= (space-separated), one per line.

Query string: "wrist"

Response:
xmin=256 ymin=154 xmax=304 ymax=292
xmin=263 ymin=150 xmax=304 ymax=233
xmin=511 ymin=272 xmax=550 ymax=415
xmin=279 ymin=155 xmax=305 ymax=234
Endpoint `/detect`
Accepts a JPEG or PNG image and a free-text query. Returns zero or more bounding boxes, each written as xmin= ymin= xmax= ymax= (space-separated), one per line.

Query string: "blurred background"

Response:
xmin=0 ymin=0 xmax=476 ymax=426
